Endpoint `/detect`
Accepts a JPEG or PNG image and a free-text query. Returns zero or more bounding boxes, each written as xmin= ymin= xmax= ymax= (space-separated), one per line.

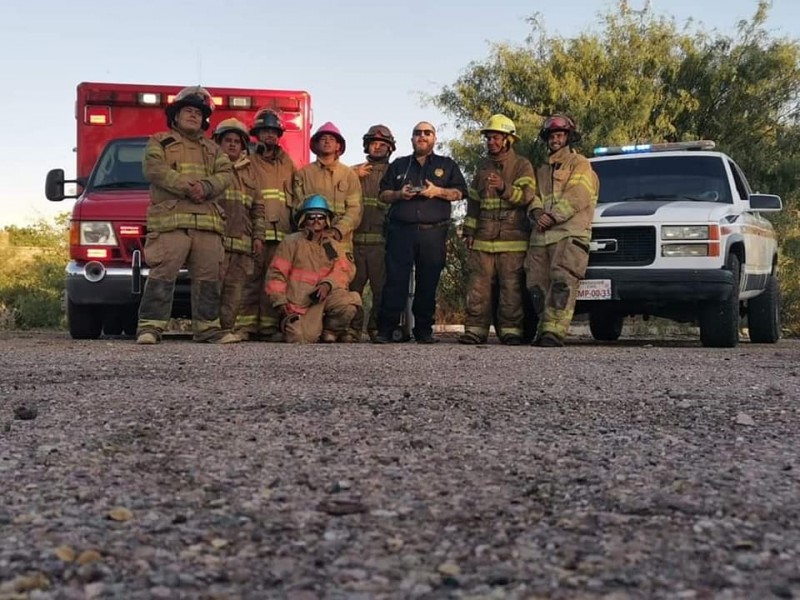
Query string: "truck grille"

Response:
xmin=589 ymin=226 xmax=656 ymax=266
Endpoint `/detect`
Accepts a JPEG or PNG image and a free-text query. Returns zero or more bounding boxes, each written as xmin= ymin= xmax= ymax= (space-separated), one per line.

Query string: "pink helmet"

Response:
xmin=311 ymin=121 xmax=346 ymax=154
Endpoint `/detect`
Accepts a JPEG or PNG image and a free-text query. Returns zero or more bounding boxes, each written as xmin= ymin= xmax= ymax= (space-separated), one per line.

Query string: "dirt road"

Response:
xmin=1 ymin=331 xmax=799 ymax=599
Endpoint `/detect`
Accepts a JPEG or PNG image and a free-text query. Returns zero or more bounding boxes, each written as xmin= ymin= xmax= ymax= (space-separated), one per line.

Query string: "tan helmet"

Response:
xmin=166 ymin=86 xmax=215 ymax=130
xmin=480 ymin=114 xmax=520 ymax=144
xmin=213 ymin=118 xmax=251 ymax=147
xmin=362 ymin=124 xmax=396 ymax=153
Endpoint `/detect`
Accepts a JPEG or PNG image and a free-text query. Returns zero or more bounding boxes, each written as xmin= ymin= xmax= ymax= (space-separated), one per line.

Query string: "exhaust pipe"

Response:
xmin=84 ymin=261 xmax=106 ymax=283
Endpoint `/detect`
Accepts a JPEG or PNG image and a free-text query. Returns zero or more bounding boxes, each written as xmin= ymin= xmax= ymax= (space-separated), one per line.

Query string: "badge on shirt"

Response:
xmin=434 ymin=168 xmax=444 ymax=178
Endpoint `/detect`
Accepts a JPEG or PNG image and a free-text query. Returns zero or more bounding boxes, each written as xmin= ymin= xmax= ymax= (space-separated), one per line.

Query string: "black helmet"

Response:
xmin=362 ymin=124 xmax=396 ymax=154
xmin=250 ymin=108 xmax=285 ymax=137
xmin=165 ymin=86 xmax=214 ymax=131
xmin=538 ymin=113 xmax=582 ymax=144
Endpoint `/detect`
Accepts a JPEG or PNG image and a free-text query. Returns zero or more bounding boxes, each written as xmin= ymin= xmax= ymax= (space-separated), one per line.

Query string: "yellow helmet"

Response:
xmin=213 ymin=118 xmax=250 ymax=144
xmin=480 ymin=114 xmax=520 ymax=144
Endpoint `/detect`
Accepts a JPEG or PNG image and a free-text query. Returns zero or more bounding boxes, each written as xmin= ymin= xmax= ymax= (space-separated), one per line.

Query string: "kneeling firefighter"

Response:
xmin=265 ymin=195 xmax=362 ymax=344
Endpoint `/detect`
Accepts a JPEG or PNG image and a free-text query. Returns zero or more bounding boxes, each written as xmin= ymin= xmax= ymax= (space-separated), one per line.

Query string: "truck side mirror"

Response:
xmin=45 ymin=169 xmax=66 ymax=201
xmin=748 ymin=193 xmax=782 ymax=212
xmin=45 ymin=169 xmax=82 ymax=201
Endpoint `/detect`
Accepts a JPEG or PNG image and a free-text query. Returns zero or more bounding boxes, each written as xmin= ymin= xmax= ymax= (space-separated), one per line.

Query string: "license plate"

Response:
xmin=578 ymin=279 xmax=612 ymax=300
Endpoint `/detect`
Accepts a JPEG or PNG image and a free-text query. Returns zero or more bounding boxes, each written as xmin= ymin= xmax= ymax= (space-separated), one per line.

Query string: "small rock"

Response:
xmin=54 ymin=546 xmax=76 ymax=563
xmin=13 ymin=405 xmax=38 ymax=420
xmin=316 ymin=498 xmax=368 ymax=516
xmin=149 ymin=586 xmax=173 ymax=599
xmin=437 ymin=561 xmax=461 ymax=577
xmin=83 ymin=582 xmax=105 ymax=599
xmin=76 ymin=550 xmax=102 ymax=566
xmin=735 ymin=412 xmax=755 ymax=426
xmin=107 ymin=507 xmax=133 ymax=522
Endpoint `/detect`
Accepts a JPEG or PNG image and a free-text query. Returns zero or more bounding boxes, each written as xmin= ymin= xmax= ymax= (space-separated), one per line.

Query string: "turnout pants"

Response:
xmin=219 ymin=251 xmax=254 ymax=330
xmin=136 ymin=229 xmax=225 ymax=342
xmin=236 ymin=241 xmax=281 ymax=336
xmin=350 ymin=243 xmax=385 ymax=338
xmin=464 ymin=250 xmax=525 ymax=341
xmin=524 ymin=237 xmax=590 ymax=340
xmin=281 ymin=289 xmax=361 ymax=344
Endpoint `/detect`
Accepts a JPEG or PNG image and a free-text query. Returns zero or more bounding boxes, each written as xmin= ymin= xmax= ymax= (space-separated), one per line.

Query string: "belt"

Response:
xmin=392 ymin=220 xmax=449 ymax=230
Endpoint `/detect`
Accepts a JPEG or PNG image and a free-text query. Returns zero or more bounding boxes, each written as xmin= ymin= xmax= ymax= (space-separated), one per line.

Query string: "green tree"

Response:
xmin=0 ymin=215 xmax=70 ymax=329
xmin=432 ymin=0 xmax=800 ymax=331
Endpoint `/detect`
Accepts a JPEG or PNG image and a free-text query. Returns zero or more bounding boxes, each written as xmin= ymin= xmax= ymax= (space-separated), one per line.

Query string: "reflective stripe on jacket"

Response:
xmin=265 ymin=232 xmax=355 ymax=315
xmin=528 ymin=147 xmax=599 ymax=246
xmin=352 ymin=160 xmax=389 ymax=245
xmin=142 ymin=129 xmax=232 ymax=234
xmin=464 ymin=149 xmax=535 ymax=253
xmin=220 ymin=157 xmax=265 ymax=254
xmin=251 ymin=147 xmax=296 ymax=241
xmin=293 ymin=160 xmax=362 ymax=246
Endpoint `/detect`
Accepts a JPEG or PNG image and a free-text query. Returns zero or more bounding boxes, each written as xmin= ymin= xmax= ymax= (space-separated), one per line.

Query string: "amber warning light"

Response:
xmin=84 ymin=106 xmax=111 ymax=126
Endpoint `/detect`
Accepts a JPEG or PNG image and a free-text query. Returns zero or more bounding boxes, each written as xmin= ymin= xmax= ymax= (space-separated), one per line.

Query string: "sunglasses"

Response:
xmin=413 ymin=129 xmax=435 ymax=137
xmin=305 ymin=214 xmax=327 ymax=222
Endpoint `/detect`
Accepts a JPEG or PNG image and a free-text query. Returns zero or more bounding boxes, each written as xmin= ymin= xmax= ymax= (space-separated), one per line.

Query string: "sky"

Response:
xmin=1 ymin=0 xmax=799 ymax=227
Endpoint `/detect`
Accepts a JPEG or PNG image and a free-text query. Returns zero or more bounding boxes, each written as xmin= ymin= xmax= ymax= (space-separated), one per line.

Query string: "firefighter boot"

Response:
xmin=136 ymin=278 xmax=176 ymax=344
xmin=320 ymin=330 xmax=338 ymax=343
xmin=534 ymin=332 xmax=564 ymax=347
xmin=136 ymin=332 xmax=158 ymax=345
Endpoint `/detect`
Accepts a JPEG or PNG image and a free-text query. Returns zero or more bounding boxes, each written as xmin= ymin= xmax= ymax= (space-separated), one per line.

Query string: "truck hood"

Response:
xmin=74 ymin=189 xmax=149 ymax=222
xmin=594 ymin=200 xmax=733 ymax=224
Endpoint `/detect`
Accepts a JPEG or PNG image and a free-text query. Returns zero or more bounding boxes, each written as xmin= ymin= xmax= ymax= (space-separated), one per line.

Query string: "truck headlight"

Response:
xmin=661 ymin=225 xmax=710 ymax=240
xmin=662 ymin=244 xmax=710 ymax=257
xmin=80 ymin=222 xmax=118 ymax=245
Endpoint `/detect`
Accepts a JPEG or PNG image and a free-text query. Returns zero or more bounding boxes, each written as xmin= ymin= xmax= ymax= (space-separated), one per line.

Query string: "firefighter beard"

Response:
xmin=524 ymin=237 xmax=590 ymax=340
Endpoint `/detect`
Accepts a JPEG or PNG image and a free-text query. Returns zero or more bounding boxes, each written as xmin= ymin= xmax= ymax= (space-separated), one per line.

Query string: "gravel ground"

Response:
xmin=1 ymin=331 xmax=799 ymax=600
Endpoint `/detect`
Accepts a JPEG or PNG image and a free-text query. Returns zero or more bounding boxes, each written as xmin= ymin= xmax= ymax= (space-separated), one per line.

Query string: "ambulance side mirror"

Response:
xmin=45 ymin=169 xmax=80 ymax=201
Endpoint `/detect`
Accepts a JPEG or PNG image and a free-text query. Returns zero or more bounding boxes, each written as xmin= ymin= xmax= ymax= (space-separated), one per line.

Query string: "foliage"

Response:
xmin=432 ymin=1 xmax=800 ymax=332
xmin=0 ymin=216 xmax=69 ymax=329
xmin=436 ymin=223 xmax=469 ymax=323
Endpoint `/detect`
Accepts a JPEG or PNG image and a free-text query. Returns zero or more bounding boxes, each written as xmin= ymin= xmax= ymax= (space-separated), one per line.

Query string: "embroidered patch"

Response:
xmin=434 ymin=168 xmax=444 ymax=178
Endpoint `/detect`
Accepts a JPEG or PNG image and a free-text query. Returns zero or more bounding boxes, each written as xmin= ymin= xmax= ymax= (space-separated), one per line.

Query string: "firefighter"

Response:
xmin=374 ymin=121 xmax=468 ymax=344
xmin=459 ymin=114 xmax=535 ymax=346
xmin=136 ymin=86 xmax=237 ymax=345
xmin=349 ymin=124 xmax=396 ymax=342
xmin=525 ymin=113 xmax=599 ymax=347
xmin=265 ymin=194 xmax=361 ymax=344
xmin=293 ymin=122 xmax=362 ymax=251
xmin=212 ymin=118 xmax=265 ymax=331
xmin=236 ymin=108 xmax=297 ymax=342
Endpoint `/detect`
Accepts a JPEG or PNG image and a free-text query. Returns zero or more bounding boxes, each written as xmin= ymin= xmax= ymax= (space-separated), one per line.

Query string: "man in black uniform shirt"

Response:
xmin=374 ymin=121 xmax=468 ymax=344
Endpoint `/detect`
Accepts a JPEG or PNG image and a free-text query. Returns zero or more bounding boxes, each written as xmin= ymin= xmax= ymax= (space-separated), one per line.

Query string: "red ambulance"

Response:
xmin=46 ymin=82 xmax=312 ymax=338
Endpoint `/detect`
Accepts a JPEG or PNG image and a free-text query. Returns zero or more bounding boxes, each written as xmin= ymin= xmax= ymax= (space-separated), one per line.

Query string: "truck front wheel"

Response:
xmin=747 ymin=274 xmax=780 ymax=343
xmin=68 ymin=299 xmax=103 ymax=340
xmin=699 ymin=254 xmax=740 ymax=348
xmin=589 ymin=310 xmax=624 ymax=342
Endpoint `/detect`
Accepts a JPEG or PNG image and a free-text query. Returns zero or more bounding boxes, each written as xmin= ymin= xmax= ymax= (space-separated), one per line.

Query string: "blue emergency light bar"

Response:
xmin=593 ymin=140 xmax=716 ymax=156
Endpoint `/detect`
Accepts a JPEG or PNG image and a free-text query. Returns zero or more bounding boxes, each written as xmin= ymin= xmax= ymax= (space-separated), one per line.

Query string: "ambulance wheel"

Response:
xmin=68 ymin=299 xmax=102 ymax=339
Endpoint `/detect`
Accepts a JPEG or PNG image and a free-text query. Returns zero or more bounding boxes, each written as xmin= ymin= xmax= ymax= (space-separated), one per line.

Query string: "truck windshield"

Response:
xmin=87 ymin=138 xmax=149 ymax=190
xmin=592 ymin=156 xmax=732 ymax=204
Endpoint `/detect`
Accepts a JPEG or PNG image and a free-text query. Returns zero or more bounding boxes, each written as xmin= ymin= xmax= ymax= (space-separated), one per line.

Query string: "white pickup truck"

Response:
xmin=577 ymin=140 xmax=782 ymax=347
